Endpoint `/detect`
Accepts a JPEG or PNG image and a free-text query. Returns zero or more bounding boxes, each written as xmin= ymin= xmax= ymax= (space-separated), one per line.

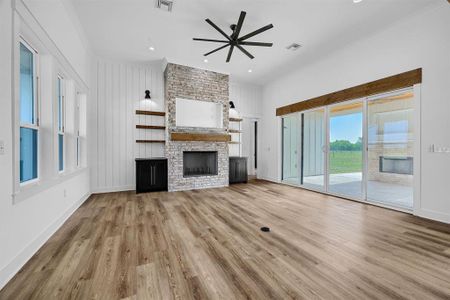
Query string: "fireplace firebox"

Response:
xmin=183 ymin=151 xmax=218 ymax=177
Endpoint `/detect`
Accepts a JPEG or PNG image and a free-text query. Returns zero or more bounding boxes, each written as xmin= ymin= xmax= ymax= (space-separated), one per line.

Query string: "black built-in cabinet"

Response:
xmin=135 ymin=158 xmax=168 ymax=193
xmin=229 ymin=156 xmax=248 ymax=184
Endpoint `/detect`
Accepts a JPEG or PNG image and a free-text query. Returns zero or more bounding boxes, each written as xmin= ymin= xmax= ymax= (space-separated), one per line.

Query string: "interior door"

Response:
xmin=241 ymin=118 xmax=258 ymax=176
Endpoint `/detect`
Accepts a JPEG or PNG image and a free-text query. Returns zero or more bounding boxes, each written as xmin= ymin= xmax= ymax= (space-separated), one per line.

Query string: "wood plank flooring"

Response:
xmin=1 ymin=180 xmax=450 ymax=299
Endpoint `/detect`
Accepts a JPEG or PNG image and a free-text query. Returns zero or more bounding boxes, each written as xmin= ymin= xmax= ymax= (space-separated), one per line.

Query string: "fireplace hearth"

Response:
xmin=183 ymin=151 xmax=218 ymax=177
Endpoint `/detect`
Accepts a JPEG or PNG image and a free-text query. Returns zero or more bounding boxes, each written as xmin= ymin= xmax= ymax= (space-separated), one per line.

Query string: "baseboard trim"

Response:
xmin=415 ymin=208 xmax=450 ymax=224
xmin=256 ymin=175 xmax=280 ymax=183
xmin=91 ymin=185 xmax=135 ymax=194
xmin=0 ymin=192 xmax=91 ymax=290
xmin=169 ymin=184 xmax=229 ymax=192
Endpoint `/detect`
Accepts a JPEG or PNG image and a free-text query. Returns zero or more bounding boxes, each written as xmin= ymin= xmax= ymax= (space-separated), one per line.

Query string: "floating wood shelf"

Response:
xmin=228 ymin=129 xmax=242 ymax=133
xmin=229 ymin=117 xmax=243 ymax=122
xmin=170 ymin=132 xmax=231 ymax=142
xmin=136 ymin=140 xmax=166 ymax=143
xmin=136 ymin=110 xmax=166 ymax=116
xmin=136 ymin=125 xmax=166 ymax=130
xmin=228 ymin=141 xmax=241 ymax=145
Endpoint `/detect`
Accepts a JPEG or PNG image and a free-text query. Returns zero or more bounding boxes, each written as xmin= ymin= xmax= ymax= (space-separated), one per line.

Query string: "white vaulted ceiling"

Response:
xmin=68 ymin=0 xmax=437 ymax=84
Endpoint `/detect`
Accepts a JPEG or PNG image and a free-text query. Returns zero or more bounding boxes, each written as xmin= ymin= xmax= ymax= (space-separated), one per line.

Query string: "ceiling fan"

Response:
xmin=193 ymin=11 xmax=274 ymax=63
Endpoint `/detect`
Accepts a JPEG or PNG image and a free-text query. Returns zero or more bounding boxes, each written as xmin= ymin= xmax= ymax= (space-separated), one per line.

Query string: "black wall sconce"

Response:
xmin=229 ymin=101 xmax=235 ymax=109
xmin=144 ymin=90 xmax=151 ymax=99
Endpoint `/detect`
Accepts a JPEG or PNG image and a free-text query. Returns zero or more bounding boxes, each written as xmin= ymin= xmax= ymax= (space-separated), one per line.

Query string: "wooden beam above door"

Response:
xmin=276 ymin=68 xmax=422 ymax=116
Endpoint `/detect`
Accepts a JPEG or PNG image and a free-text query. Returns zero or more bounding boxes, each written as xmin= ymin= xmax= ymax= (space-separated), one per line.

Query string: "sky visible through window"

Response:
xmin=330 ymin=112 xmax=362 ymax=143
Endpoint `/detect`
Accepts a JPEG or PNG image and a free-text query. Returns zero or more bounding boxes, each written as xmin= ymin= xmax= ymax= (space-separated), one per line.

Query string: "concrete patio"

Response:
xmin=284 ymin=172 xmax=413 ymax=209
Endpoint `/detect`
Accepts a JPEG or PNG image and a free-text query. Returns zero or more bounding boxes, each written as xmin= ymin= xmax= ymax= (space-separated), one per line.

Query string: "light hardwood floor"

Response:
xmin=1 ymin=180 xmax=450 ymax=299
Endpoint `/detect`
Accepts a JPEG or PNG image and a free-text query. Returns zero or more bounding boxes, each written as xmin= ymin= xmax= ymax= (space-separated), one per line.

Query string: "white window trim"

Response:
xmin=75 ymin=93 xmax=81 ymax=168
xmin=19 ymin=37 xmax=40 ymax=187
xmin=57 ymin=75 xmax=65 ymax=173
xmin=12 ymin=9 xmax=90 ymax=204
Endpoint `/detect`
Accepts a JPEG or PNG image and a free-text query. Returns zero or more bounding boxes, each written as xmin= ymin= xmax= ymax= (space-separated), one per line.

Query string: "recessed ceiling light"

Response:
xmin=353 ymin=0 xmax=362 ymax=3
xmin=149 ymin=46 xmax=155 ymax=51
xmin=248 ymin=69 xmax=252 ymax=73
xmin=203 ymin=59 xmax=208 ymax=63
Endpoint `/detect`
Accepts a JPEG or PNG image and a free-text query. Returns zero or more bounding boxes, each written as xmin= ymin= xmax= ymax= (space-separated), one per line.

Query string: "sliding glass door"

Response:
xmin=284 ymin=88 xmax=415 ymax=211
xmin=367 ymin=90 xmax=414 ymax=209
xmin=282 ymin=114 xmax=299 ymax=184
xmin=328 ymin=101 xmax=364 ymax=199
xmin=301 ymin=108 xmax=326 ymax=190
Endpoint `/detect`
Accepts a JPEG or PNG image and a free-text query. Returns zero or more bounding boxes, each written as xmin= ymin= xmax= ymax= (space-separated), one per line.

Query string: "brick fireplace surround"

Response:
xmin=164 ymin=63 xmax=230 ymax=192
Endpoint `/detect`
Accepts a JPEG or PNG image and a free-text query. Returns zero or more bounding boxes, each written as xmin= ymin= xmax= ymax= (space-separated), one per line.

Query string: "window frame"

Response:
xmin=57 ymin=75 xmax=66 ymax=173
xmin=19 ymin=37 xmax=40 ymax=186
xmin=75 ymin=91 xmax=81 ymax=168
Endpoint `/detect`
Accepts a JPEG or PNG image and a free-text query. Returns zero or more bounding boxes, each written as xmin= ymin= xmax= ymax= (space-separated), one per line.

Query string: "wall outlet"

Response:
xmin=0 ymin=140 xmax=4 ymax=155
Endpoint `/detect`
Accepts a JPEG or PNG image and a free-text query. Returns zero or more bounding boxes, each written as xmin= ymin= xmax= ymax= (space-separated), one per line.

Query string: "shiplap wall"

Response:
xmin=229 ymin=81 xmax=262 ymax=168
xmin=90 ymin=63 xmax=263 ymax=192
xmin=282 ymin=115 xmax=299 ymax=179
xmin=303 ymin=110 xmax=325 ymax=177
xmin=90 ymin=60 xmax=165 ymax=192
xmin=230 ymin=81 xmax=262 ymax=118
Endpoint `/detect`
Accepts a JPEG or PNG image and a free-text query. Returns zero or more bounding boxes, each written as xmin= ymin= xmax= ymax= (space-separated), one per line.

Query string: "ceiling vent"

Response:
xmin=156 ymin=0 xmax=173 ymax=12
xmin=286 ymin=43 xmax=302 ymax=51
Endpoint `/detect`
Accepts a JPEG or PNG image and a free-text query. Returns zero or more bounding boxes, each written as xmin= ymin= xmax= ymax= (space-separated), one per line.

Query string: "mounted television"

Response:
xmin=175 ymin=98 xmax=223 ymax=129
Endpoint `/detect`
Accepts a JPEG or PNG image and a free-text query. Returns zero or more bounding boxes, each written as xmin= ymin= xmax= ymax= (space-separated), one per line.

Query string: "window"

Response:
xmin=19 ymin=41 xmax=39 ymax=183
xmin=57 ymin=76 xmax=65 ymax=172
xmin=76 ymin=94 xmax=80 ymax=167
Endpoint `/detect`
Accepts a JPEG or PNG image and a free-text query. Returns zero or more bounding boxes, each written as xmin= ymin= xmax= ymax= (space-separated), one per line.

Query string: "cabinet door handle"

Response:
xmin=153 ymin=166 xmax=155 ymax=185
xmin=151 ymin=166 xmax=154 ymax=185
xmin=153 ymin=166 xmax=156 ymax=185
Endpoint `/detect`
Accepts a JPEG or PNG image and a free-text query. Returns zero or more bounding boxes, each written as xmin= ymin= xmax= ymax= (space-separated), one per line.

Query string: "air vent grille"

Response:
xmin=156 ymin=0 xmax=174 ymax=12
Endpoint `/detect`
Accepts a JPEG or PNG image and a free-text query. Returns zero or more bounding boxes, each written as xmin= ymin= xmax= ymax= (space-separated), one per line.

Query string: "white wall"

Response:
xmin=23 ymin=0 xmax=91 ymax=85
xmin=229 ymin=81 xmax=262 ymax=170
xmin=0 ymin=0 xmax=91 ymax=289
xmin=230 ymin=80 xmax=262 ymax=118
xmin=260 ymin=3 xmax=450 ymax=223
xmin=90 ymin=60 xmax=165 ymax=192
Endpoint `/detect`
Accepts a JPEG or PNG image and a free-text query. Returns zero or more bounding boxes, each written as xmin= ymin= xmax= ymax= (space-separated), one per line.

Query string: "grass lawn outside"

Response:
xmin=329 ymin=151 xmax=362 ymax=174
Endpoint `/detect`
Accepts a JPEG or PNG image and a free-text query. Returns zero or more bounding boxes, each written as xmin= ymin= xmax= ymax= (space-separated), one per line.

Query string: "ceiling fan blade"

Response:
xmin=236 ymin=44 xmax=254 ymax=59
xmin=239 ymin=41 xmax=273 ymax=47
xmin=238 ymin=24 xmax=274 ymax=41
xmin=226 ymin=45 xmax=235 ymax=63
xmin=193 ymin=38 xmax=229 ymax=43
xmin=204 ymin=43 xmax=230 ymax=56
xmin=232 ymin=11 xmax=246 ymax=39
xmin=205 ymin=19 xmax=232 ymax=41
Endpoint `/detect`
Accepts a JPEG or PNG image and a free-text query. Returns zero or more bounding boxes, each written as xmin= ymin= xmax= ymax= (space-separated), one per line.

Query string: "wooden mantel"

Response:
xmin=170 ymin=132 xmax=231 ymax=142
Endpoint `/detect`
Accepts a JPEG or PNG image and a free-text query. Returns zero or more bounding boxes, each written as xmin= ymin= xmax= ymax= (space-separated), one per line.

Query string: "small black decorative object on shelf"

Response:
xmin=144 ymin=90 xmax=151 ymax=99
